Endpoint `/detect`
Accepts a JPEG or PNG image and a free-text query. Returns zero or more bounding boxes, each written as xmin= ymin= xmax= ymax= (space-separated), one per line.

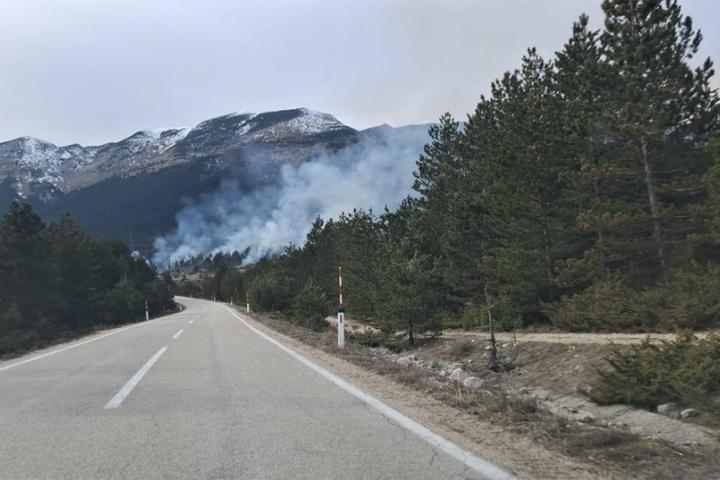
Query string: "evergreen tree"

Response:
xmin=596 ymin=0 xmax=719 ymax=284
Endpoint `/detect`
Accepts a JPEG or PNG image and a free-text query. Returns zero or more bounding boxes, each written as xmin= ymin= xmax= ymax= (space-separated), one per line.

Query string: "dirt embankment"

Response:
xmin=240 ymin=309 xmax=720 ymax=480
xmin=442 ymin=329 xmax=718 ymax=345
xmin=415 ymin=336 xmax=719 ymax=447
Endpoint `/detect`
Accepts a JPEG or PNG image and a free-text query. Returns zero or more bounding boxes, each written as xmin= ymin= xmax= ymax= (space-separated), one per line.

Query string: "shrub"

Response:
xmin=594 ymin=333 xmax=720 ymax=411
xmin=639 ymin=264 xmax=720 ymax=330
xmin=349 ymin=330 xmax=404 ymax=351
xmin=289 ymin=279 xmax=329 ymax=331
xmin=460 ymin=306 xmax=485 ymax=330
xmin=550 ymin=263 xmax=720 ymax=332
xmin=0 ymin=329 xmax=42 ymax=356
xmin=247 ymin=273 xmax=291 ymax=312
xmin=550 ymin=280 xmax=646 ymax=331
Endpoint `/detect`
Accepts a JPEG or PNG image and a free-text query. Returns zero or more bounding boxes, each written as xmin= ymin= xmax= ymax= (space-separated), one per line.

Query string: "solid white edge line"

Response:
xmin=0 ymin=320 xmax=157 ymax=374
xmin=222 ymin=304 xmax=515 ymax=480
xmin=104 ymin=346 xmax=168 ymax=409
xmin=172 ymin=329 xmax=184 ymax=340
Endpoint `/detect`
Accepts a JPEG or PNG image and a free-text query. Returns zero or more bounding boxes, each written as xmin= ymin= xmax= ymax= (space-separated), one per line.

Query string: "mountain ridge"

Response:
xmin=0 ymin=108 xmax=357 ymax=199
xmin=0 ymin=108 xmax=430 ymax=255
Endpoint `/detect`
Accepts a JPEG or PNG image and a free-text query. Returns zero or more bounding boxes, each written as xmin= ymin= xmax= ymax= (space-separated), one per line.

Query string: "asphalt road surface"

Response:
xmin=0 ymin=297 xmax=511 ymax=480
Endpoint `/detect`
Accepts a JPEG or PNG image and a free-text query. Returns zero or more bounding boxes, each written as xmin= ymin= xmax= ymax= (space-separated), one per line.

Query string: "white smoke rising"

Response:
xmin=152 ymin=127 xmax=429 ymax=266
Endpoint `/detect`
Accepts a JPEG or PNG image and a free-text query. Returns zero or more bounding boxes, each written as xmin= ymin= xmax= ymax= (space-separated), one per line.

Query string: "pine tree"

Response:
xmin=463 ymin=49 xmax=577 ymax=323
xmin=597 ymin=0 xmax=719 ymax=284
xmin=0 ymin=202 xmax=51 ymax=324
xmin=46 ymin=214 xmax=103 ymax=328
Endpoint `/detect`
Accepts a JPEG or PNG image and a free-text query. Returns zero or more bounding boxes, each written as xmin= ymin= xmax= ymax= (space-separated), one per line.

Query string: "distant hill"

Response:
xmin=0 ymin=108 xmax=429 ymax=254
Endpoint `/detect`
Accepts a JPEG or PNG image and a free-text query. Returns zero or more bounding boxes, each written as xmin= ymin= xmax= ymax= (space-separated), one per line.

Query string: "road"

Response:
xmin=0 ymin=297 xmax=511 ymax=480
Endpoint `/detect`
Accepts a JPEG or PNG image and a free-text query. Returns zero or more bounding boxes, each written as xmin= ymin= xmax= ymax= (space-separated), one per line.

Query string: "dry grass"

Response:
xmin=446 ymin=339 xmax=476 ymax=360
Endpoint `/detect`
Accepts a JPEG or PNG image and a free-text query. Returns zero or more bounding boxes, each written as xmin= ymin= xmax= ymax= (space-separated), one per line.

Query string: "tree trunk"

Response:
xmin=542 ymin=225 xmax=553 ymax=284
xmin=589 ymin=141 xmax=603 ymax=241
xmin=640 ymin=136 xmax=668 ymax=282
xmin=488 ymin=308 xmax=498 ymax=371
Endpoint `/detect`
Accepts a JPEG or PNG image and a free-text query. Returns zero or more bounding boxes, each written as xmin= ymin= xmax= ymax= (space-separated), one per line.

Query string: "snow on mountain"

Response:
xmin=0 ymin=137 xmax=66 ymax=196
xmin=0 ymin=108 xmax=358 ymax=200
xmin=125 ymin=127 xmax=192 ymax=155
xmin=286 ymin=108 xmax=347 ymax=134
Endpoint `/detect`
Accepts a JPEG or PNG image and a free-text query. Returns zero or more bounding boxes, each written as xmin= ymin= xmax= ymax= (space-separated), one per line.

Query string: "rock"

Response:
xmin=657 ymin=402 xmax=678 ymax=415
xmin=681 ymin=408 xmax=701 ymax=420
xmin=578 ymin=414 xmax=595 ymax=423
xmin=462 ymin=376 xmax=484 ymax=390
xmin=450 ymin=368 xmax=469 ymax=383
xmin=396 ymin=357 xmax=412 ymax=367
xmin=450 ymin=362 xmax=464 ymax=371
xmin=532 ymin=387 xmax=551 ymax=401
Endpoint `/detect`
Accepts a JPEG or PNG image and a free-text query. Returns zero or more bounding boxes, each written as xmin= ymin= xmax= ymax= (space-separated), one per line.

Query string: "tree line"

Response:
xmin=0 ymin=202 xmax=175 ymax=355
xmin=180 ymin=0 xmax=720 ymax=342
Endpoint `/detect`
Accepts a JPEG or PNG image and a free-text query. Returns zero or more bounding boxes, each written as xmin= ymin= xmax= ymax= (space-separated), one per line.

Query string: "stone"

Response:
xmin=450 ymin=368 xmax=469 ymax=383
xmin=396 ymin=357 xmax=412 ymax=367
xmin=462 ymin=376 xmax=484 ymax=390
xmin=578 ymin=414 xmax=595 ymax=423
xmin=532 ymin=387 xmax=551 ymax=401
xmin=680 ymin=408 xmax=701 ymax=420
xmin=657 ymin=402 xmax=678 ymax=415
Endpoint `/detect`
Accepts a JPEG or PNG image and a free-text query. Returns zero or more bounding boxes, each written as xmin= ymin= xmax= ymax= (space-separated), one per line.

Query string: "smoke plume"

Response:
xmin=152 ymin=127 xmax=429 ymax=266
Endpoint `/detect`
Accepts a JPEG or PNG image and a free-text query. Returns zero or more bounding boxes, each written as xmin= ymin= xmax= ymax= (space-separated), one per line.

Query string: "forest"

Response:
xmin=181 ymin=0 xmax=720 ymax=345
xmin=0 ymin=202 xmax=175 ymax=355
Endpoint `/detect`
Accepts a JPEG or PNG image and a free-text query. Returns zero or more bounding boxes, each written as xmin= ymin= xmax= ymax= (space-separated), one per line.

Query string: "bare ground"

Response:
xmin=442 ymin=329 xmax=719 ymax=345
xmin=239 ymin=309 xmax=720 ymax=480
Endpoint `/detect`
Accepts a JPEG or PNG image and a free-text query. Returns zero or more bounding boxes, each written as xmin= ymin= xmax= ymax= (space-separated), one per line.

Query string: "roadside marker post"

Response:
xmin=337 ymin=266 xmax=345 ymax=349
xmin=246 ymin=293 xmax=251 ymax=313
xmin=145 ymin=301 xmax=149 ymax=321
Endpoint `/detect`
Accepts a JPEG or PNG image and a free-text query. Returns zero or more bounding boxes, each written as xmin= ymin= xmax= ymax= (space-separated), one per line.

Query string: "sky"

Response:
xmin=0 ymin=0 xmax=718 ymax=146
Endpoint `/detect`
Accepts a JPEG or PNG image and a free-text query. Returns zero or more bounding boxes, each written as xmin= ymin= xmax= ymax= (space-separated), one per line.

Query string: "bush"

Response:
xmin=0 ymin=329 xmax=42 ymax=356
xmin=289 ymin=279 xmax=329 ymax=331
xmin=550 ymin=280 xmax=646 ymax=331
xmin=460 ymin=306 xmax=485 ymax=330
xmin=550 ymin=264 xmax=720 ymax=332
xmin=640 ymin=264 xmax=720 ymax=330
xmin=594 ymin=333 xmax=720 ymax=411
xmin=247 ymin=273 xmax=291 ymax=311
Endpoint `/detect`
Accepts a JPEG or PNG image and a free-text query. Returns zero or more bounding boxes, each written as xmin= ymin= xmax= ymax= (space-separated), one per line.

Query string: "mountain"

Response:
xmin=0 ymin=108 xmax=428 ymax=254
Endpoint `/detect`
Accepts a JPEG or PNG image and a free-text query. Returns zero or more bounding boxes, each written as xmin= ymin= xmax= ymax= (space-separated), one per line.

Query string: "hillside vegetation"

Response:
xmin=184 ymin=0 xmax=720 ymax=343
xmin=0 ymin=202 xmax=174 ymax=356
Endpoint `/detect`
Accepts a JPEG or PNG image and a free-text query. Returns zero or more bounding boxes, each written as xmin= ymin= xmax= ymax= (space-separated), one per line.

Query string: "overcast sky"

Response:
xmin=0 ymin=0 xmax=718 ymax=145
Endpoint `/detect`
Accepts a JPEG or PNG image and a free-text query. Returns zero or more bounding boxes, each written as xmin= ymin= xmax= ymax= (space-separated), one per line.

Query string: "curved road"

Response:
xmin=0 ymin=297 xmax=511 ymax=479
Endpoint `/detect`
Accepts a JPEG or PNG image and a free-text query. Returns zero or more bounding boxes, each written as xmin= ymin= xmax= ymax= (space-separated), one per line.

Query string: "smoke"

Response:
xmin=152 ymin=126 xmax=429 ymax=266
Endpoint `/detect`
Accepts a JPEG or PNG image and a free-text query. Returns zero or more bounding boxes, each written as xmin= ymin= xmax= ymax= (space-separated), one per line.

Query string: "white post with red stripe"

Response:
xmin=337 ymin=266 xmax=345 ymax=348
